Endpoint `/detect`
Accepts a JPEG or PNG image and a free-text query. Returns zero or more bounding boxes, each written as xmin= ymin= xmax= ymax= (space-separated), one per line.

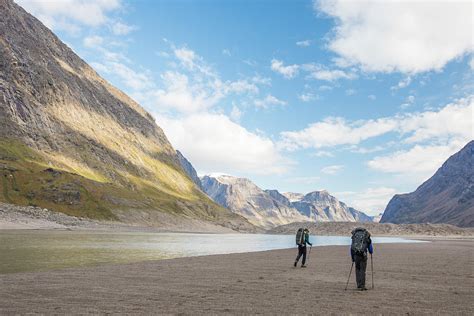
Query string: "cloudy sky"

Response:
xmin=16 ymin=0 xmax=473 ymax=215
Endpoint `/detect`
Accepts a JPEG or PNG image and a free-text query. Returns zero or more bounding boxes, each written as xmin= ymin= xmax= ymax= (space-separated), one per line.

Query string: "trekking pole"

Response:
xmin=371 ymin=253 xmax=374 ymax=289
xmin=344 ymin=262 xmax=354 ymax=291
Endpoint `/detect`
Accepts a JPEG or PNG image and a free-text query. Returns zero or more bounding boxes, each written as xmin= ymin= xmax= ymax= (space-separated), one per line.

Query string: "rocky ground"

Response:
xmin=0 ymin=240 xmax=473 ymax=314
xmin=0 ymin=202 xmax=237 ymax=233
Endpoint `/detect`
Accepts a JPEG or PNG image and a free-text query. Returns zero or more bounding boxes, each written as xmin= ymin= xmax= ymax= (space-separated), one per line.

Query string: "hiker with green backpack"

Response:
xmin=294 ymin=228 xmax=312 ymax=268
xmin=349 ymin=227 xmax=374 ymax=291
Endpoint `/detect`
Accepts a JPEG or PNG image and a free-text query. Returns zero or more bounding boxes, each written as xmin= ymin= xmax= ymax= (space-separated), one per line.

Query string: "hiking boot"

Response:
xmin=360 ymin=287 xmax=368 ymax=291
xmin=293 ymin=261 xmax=297 ymax=267
xmin=301 ymin=265 xmax=307 ymax=268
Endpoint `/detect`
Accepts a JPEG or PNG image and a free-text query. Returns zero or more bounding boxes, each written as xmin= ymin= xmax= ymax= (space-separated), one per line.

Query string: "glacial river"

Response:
xmin=0 ymin=230 xmax=425 ymax=274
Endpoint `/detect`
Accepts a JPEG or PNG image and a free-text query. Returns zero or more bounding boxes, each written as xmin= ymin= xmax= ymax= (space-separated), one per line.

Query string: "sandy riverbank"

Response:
xmin=0 ymin=240 xmax=472 ymax=315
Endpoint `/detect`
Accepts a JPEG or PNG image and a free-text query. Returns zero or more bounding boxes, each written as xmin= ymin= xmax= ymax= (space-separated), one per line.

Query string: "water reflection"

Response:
xmin=0 ymin=230 xmax=425 ymax=274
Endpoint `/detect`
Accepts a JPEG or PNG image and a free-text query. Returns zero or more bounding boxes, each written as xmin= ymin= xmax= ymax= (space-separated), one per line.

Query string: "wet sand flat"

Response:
xmin=0 ymin=240 xmax=473 ymax=315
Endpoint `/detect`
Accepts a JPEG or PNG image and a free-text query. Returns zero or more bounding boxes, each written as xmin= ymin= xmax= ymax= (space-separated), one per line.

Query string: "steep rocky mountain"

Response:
xmin=381 ymin=141 xmax=474 ymax=227
xmin=0 ymin=0 xmax=254 ymax=231
xmin=201 ymin=175 xmax=373 ymax=227
xmin=282 ymin=192 xmax=305 ymax=202
xmin=289 ymin=190 xmax=373 ymax=222
xmin=265 ymin=189 xmax=292 ymax=206
xmin=176 ymin=150 xmax=203 ymax=191
xmin=200 ymin=175 xmax=308 ymax=228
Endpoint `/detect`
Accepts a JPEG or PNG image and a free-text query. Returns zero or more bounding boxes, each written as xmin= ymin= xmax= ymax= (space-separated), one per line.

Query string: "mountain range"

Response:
xmin=0 ymin=0 xmax=254 ymax=232
xmin=199 ymin=174 xmax=374 ymax=228
xmin=381 ymin=141 xmax=474 ymax=227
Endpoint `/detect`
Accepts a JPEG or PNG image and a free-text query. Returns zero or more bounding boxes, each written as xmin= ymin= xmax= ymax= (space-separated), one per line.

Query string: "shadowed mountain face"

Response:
xmin=381 ymin=141 xmax=474 ymax=227
xmin=0 ymin=0 xmax=254 ymax=231
xmin=201 ymin=175 xmax=373 ymax=227
xmin=176 ymin=150 xmax=203 ymax=191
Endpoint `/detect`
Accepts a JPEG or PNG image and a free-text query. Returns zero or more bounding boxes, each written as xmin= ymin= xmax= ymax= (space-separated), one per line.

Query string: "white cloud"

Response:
xmin=155 ymin=113 xmax=290 ymax=175
xmin=222 ymin=49 xmax=231 ymax=56
xmin=296 ymin=40 xmax=311 ymax=47
xmin=315 ymin=0 xmax=474 ymax=73
xmin=350 ymin=145 xmax=386 ymax=154
xmin=367 ymin=141 xmax=467 ymax=181
xmin=225 ymin=80 xmax=259 ymax=94
xmin=271 ymin=60 xmax=355 ymax=82
xmin=279 ymin=117 xmax=397 ymax=150
xmin=391 ymin=76 xmax=412 ymax=90
xmin=174 ymin=47 xmax=198 ymax=69
xmin=93 ymin=43 xmax=267 ymax=115
xmin=251 ymin=75 xmax=272 ymax=86
xmin=308 ymin=68 xmax=356 ymax=81
xmin=298 ymin=93 xmax=317 ymax=102
xmin=230 ymin=105 xmax=242 ymax=122
xmin=144 ymin=71 xmax=222 ymax=114
xmin=470 ymin=57 xmax=474 ymax=70
xmin=16 ymin=0 xmax=122 ymax=32
xmin=312 ymin=150 xmax=334 ymax=157
xmin=95 ymin=61 xmax=153 ymax=91
xmin=279 ymin=96 xmax=473 ymax=150
xmin=243 ymin=59 xmax=257 ymax=67
xmin=111 ymin=21 xmax=137 ymax=35
xmin=337 ymin=187 xmax=398 ymax=215
xmin=400 ymin=95 xmax=415 ymax=109
xmin=345 ymin=89 xmax=356 ymax=96
xmin=321 ymin=165 xmax=344 ymax=175
xmin=271 ymin=59 xmax=299 ymax=79
xmin=399 ymin=97 xmax=473 ymax=143
xmin=83 ymin=35 xmax=104 ymax=48
xmin=368 ymin=94 xmax=376 ymax=101
xmin=319 ymin=85 xmax=333 ymax=91
xmin=254 ymin=94 xmax=287 ymax=109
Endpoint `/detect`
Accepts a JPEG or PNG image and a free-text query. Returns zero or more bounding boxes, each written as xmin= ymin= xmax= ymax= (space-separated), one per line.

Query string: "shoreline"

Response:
xmin=1 ymin=239 xmax=472 ymax=314
xmin=2 ymin=202 xmax=473 ymax=237
xmin=2 ymin=227 xmax=474 ymax=240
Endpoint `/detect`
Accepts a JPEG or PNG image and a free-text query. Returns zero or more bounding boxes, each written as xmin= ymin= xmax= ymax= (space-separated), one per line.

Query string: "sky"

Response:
xmin=16 ymin=0 xmax=473 ymax=215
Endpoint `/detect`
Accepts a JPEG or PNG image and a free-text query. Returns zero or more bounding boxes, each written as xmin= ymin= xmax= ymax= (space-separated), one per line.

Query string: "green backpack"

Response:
xmin=295 ymin=228 xmax=305 ymax=245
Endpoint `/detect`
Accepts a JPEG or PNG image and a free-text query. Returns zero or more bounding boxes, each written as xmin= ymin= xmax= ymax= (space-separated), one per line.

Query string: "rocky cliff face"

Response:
xmin=289 ymin=190 xmax=373 ymax=222
xmin=200 ymin=175 xmax=308 ymax=228
xmin=282 ymin=192 xmax=305 ymax=202
xmin=0 ymin=0 xmax=254 ymax=231
xmin=381 ymin=141 xmax=474 ymax=227
xmin=176 ymin=150 xmax=203 ymax=191
xmin=201 ymin=175 xmax=373 ymax=227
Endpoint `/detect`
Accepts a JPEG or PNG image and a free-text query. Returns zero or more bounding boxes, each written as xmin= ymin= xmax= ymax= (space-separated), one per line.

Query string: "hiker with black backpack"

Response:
xmin=294 ymin=228 xmax=312 ymax=268
xmin=350 ymin=227 xmax=373 ymax=291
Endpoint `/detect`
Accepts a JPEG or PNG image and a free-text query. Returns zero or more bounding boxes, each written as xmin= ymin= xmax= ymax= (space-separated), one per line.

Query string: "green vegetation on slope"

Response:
xmin=0 ymin=139 xmax=229 ymax=223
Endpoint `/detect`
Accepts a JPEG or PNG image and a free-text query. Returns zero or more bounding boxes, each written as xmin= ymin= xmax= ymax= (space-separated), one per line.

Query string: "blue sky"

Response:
xmin=17 ymin=0 xmax=473 ymax=215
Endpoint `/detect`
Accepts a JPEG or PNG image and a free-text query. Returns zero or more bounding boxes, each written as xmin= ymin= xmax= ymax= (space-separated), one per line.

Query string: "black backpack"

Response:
xmin=351 ymin=228 xmax=369 ymax=255
xmin=295 ymin=228 xmax=305 ymax=245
